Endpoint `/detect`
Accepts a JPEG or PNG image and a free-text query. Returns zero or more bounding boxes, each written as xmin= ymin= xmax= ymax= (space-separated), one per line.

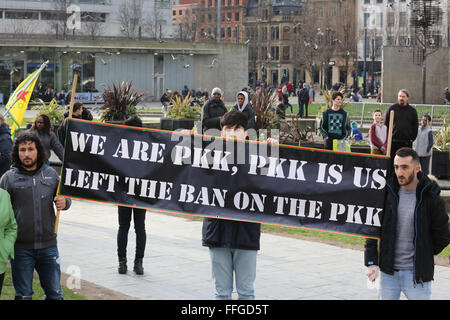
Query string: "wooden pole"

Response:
xmin=386 ymin=110 xmax=394 ymax=157
xmin=55 ymin=72 xmax=78 ymax=234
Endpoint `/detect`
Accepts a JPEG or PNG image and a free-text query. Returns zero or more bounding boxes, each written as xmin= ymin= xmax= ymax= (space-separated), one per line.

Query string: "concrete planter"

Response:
xmin=432 ymin=149 xmax=450 ymax=179
xmin=160 ymin=118 xmax=196 ymax=131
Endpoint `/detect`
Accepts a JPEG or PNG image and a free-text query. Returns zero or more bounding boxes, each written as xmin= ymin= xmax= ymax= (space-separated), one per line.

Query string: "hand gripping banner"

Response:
xmin=58 ymin=119 xmax=390 ymax=239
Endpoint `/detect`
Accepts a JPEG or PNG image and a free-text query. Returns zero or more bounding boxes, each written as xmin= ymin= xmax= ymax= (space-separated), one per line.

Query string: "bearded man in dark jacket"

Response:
xmin=384 ymin=89 xmax=418 ymax=171
xmin=365 ymin=147 xmax=449 ymax=300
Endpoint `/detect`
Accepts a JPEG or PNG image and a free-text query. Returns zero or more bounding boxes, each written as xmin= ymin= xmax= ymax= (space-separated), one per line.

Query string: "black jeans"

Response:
xmin=117 ymin=206 xmax=147 ymax=260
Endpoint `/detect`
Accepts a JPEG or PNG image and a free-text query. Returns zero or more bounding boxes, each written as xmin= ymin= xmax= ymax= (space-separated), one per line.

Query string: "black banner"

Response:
xmin=58 ymin=119 xmax=390 ymax=239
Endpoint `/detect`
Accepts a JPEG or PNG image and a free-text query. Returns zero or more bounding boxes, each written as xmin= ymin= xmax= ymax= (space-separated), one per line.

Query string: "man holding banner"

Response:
xmin=0 ymin=133 xmax=71 ymax=300
xmin=365 ymin=148 xmax=449 ymax=300
xmin=202 ymin=110 xmax=278 ymax=300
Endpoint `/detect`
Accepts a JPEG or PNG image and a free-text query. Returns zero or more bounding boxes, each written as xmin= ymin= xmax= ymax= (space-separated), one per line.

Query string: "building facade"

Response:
xmin=0 ymin=0 xmax=175 ymax=39
xmin=356 ymin=0 xmax=449 ymax=95
xmin=245 ymin=0 xmax=356 ymax=89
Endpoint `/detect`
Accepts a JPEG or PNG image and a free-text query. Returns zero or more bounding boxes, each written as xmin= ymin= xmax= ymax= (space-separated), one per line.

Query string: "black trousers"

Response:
xmin=0 ymin=272 xmax=4 ymax=296
xmin=117 ymin=206 xmax=147 ymax=260
xmin=389 ymin=140 xmax=412 ymax=176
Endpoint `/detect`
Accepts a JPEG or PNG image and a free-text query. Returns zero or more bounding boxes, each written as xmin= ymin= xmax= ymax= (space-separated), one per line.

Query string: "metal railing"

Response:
xmin=343 ymin=102 xmax=450 ymax=129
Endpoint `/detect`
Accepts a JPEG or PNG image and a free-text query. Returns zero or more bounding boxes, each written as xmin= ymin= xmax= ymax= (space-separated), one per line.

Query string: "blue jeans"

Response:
xmin=379 ymin=270 xmax=431 ymax=300
xmin=209 ymin=247 xmax=257 ymax=300
xmin=11 ymin=246 xmax=63 ymax=300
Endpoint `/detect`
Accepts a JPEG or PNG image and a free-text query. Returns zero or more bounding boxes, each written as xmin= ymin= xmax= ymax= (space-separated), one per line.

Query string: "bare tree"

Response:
xmin=82 ymin=13 xmax=105 ymax=40
xmin=174 ymin=9 xmax=197 ymax=41
xmin=47 ymin=0 xmax=74 ymax=39
xmin=409 ymin=0 xmax=444 ymax=103
xmin=143 ymin=6 xmax=164 ymax=39
xmin=118 ymin=0 xmax=144 ymax=39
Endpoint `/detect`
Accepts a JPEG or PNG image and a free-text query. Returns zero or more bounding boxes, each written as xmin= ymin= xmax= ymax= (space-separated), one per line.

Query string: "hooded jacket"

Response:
xmin=0 ymin=164 xmax=71 ymax=250
xmin=233 ymin=91 xmax=255 ymax=130
xmin=364 ymin=172 xmax=450 ymax=284
xmin=0 ymin=123 xmax=12 ymax=177
xmin=0 ymin=189 xmax=17 ymax=274
xmin=201 ymin=97 xmax=228 ymax=132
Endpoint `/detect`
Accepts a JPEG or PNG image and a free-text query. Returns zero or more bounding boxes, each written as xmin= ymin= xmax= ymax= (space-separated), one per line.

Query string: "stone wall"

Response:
xmin=382 ymin=46 xmax=449 ymax=104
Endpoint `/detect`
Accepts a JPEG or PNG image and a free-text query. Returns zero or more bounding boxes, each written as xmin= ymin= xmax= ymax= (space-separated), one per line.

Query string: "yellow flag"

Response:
xmin=5 ymin=61 xmax=48 ymax=139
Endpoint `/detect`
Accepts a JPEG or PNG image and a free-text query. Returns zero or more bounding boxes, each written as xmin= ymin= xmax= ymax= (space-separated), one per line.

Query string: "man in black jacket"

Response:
xmin=201 ymin=87 xmax=228 ymax=134
xmin=365 ymin=147 xmax=449 ymax=300
xmin=384 ymin=89 xmax=418 ymax=171
xmin=202 ymin=110 xmax=277 ymax=300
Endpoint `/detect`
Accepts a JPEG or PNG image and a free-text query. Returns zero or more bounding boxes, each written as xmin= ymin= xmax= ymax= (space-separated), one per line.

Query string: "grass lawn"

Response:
xmin=261 ymin=223 xmax=450 ymax=259
xmin=0 ymin=264 xmax=85 ymax=300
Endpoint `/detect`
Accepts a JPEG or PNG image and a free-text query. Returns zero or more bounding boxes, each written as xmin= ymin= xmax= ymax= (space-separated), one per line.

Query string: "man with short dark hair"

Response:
xmin=202 ymin=110 xmax=277 ymax=300
xmin=365 ymin=147 xmax=449 ymax=300
xmin=0 ymin=133 xmax=71 ymax=300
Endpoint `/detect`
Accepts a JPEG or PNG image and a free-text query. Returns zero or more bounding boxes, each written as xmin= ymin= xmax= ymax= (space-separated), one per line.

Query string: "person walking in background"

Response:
xmin=414 ymin=115 xmax=433 ymax=175
xmin=298 ymin=83 xmax=310 ymax=118
xmin=160 ymin=89 xmax=171 ymax=116
xmin=308 ymin=84 xmax=315 ymax=102
xmin=0 ymin=114 xmax=12 ymax=177
xmin=318 ymin=91 xmax=351 ymax=150
xmin=0 ymin=133 xmax=71 ymax=300
xmin=369 ymin=109 xmax=387 ymax=155
xmin=365 ymin=148 xmax=449 ymax=300
xmin=282 ymin=85 xmax=293 ymax=114
xmin=28 ymin=114 xmax=64 ymax=165
xmin=201 ymin=87 xmax=228 ymax=133
xmin=384 ymin=89 xmax=418 ymax=171
xmin=0 ymin=188 xmax=17 ymax=297
xmin=117 ymin=115 xmax=147 ymax=276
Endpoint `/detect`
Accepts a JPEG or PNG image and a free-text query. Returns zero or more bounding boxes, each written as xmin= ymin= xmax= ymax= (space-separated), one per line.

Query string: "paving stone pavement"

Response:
xmin=57 ymin=199 xmax=450 ymax=300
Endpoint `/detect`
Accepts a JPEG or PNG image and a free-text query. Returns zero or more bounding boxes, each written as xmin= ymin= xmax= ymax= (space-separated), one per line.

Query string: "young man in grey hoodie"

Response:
xmin=414 ymin=115 xmax=433 ymax=175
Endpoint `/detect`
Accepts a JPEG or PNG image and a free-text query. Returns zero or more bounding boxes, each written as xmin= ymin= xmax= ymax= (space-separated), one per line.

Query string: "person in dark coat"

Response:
xmin=202 ymin=110 xmax=278 ymax=300
xmin=0 ymin=115 xmax=12 ymax=177
xmin=298 ymin=83 xmax=310 ymax=118
xmin=201 ymin=87 xmax=228 ymax=134
xmin=365 ymin=147 xmax=449 ymax=300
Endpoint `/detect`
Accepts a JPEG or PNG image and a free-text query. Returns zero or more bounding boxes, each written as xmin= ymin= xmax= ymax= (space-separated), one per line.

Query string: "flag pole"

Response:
xmin=54 ymin=69 xmax=78 ymax=235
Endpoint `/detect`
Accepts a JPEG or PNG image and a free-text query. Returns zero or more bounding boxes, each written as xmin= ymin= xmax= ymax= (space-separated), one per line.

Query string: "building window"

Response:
xmin=5 ymin=11 xmax=39 ymax=19
xmin=227 ymin=12 xmax=231 ymax=21
xmin=271 ymin=26 xmax=279 ymax=40
xmin=377 ymin=12 xmax=383 ymax=28
xmin=227 ymin=27 xmax=231 ymax=38
xmin=235 ymin=12 xmax=239 ymax=21
xmin=282 ymin=46 xmax=290 ymax=60
xmin=172 ymin=10 xmax=176 ymax=16
xmin=364 ymin=0 xmax=370 ymax=3
xmin=179 ymin=10 xmax=182 ymax=15
xmin=376 ymin=0 xmax=382 ymax=3
xmin=364 ymin=13 xmax=370 ymax=28
xmin=387 ymin=12 xmax=394 ymax=27
xmin=399 ymin=12 xmax=407 ymax=26
xmin=270 ymin=46 xmax=279 ymax=60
